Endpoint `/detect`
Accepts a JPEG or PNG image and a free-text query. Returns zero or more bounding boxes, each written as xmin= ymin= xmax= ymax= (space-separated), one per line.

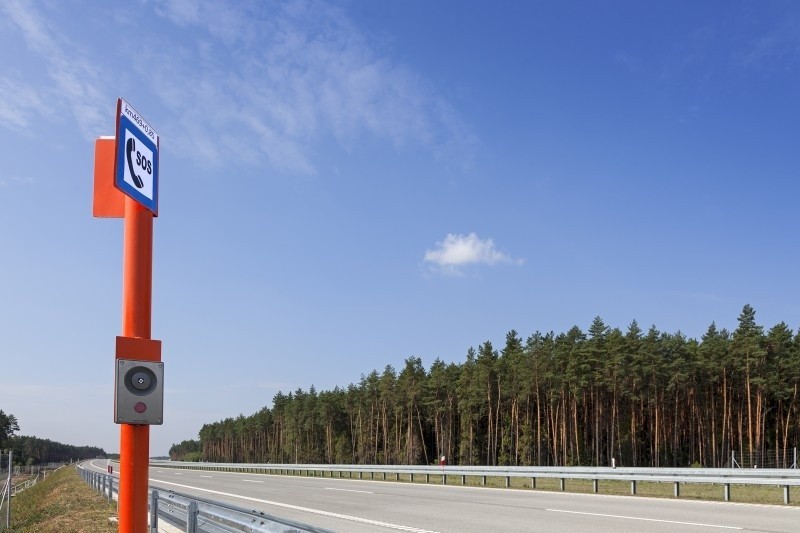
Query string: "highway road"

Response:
xmin=86 ymin=460 xmax=800 ymax=532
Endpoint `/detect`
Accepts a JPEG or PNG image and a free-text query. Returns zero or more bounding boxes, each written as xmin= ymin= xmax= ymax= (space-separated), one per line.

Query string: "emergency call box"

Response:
xmin=114 ymin=359 xmax=164 ymax=425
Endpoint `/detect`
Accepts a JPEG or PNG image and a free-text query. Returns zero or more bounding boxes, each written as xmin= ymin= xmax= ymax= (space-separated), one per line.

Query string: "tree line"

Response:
xmin=172 ymin=305 xmax=800 ymax=468
xmin=7 ymin=436 xmax=107 ymax=465
xmin=1 ymin=410 xmax=107 ymax=465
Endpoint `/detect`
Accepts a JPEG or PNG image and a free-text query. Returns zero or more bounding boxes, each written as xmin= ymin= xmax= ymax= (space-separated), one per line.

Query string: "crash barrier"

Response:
xmin=153 ymin=460 xmax=800 ymax=505
xmin=77 ymin=464 xmax=331 ymax=532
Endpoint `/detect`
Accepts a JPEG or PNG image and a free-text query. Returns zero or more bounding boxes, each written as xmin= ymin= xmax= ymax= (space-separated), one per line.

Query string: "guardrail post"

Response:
xmin=150 ymin=491 xmax=159 ymax=533
xmin=724 ymin=484 xmax=730 ymax=502
xmin=425 ymin=474 xmax=430 ymax=484
xmin=187 ymin=500 xmax=199 ymax=533
xmin=531 ymin=477 xmax=536 ymax=489
xmin=674 ymin=482 xmax=680 ymax=498
xmin=505 ymin=477 xmax=510 ymax=488
xmin=592 ymin=479 xmax=598 ymax=493
xmin=784 ymin=486 xmax=790 ymax=505
xmin=396 ymin=473 xmax=399 ymax=481
xmin=630 ymin=480 xmax=637 ymax=495
xmin=461 ymin=475 xmax=466 ymax=485
xmin=481 ymin=476 xmax=486 ymax=486
xmin=560 ymin=478 xmax=565 ymax=491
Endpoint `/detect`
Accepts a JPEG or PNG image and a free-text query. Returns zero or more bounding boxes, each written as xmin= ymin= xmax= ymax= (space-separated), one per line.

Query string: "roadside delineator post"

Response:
xmin=94 ymin=98 xmax=162 ymax=533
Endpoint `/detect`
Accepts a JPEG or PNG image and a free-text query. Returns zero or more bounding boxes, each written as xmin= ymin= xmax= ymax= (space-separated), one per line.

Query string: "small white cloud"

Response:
xmin=424 ymin=233 xmax=522 ymax=274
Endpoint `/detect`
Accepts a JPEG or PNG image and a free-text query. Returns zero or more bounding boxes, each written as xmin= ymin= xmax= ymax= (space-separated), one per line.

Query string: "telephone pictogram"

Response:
xmin=126 ymin=137 xmax=144 ymax=188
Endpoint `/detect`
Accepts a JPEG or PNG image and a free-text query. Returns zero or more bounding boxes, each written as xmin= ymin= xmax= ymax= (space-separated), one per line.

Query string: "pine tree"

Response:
xmin=0 ymin=410 xmax=19 ymax=449
xmin=732 ymin=304 xmax=766 ymax=465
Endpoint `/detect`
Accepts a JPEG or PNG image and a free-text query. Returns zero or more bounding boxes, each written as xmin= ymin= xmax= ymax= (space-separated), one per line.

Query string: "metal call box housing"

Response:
xmin=114 ymin=359 xmax=164 ymax=425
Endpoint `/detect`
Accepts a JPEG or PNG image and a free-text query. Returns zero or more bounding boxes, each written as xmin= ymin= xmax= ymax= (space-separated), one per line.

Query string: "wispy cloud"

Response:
xmin=0 ymin=175 xmax=37 ymax=188
xmin=424 ymin=233 xmax=522 ymax=275
xmin=142 ymin=0 xmax=476 ymax=174
xmin=1 ymin=0 xmax=111 ymax=138
xmin=0 ymin=76 xmax=51 ymax=132
xmin=2 ymin=0 xmax=475 ymax=175
xmin=737 ymin=14 xmax=800 ymax=70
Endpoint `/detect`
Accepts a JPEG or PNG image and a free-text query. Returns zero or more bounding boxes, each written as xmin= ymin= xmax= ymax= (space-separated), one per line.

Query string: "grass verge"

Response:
xmin=5 ymin=466 xmax=118 ymax=532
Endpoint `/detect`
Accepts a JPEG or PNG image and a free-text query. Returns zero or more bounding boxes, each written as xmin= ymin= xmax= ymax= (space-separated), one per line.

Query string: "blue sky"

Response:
xmin=2 ymin=0 xmax=800 ymax=456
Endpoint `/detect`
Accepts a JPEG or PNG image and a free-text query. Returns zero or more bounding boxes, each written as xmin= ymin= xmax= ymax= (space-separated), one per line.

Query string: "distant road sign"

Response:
xmin=114 ymin=98 xmax=159 ymax=214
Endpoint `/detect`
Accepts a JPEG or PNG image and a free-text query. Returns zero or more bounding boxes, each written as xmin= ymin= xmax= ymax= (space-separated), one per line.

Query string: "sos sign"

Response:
xmin=114 ymin=98 xmax=159 ymax=215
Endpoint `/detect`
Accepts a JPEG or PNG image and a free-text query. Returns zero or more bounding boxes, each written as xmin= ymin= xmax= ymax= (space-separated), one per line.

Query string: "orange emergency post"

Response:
xmin=93 ymin=100 xmax=162 ymax=533
xmin=92 ymin=138 xmax=124 ymax=218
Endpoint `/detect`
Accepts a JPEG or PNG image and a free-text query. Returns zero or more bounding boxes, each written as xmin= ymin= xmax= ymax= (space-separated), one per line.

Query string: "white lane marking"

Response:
xmin=174 ymin=473 xmax=182 ymax=475
xmin=546 ymin=509 xmax=743 ymax=530
xmin=150 ymin=478 xmax=439 ymax=533
xmin=325 ymin=487 xmax=373 ymax=494
xmin=200 ymin=475 xmax=213 ymax=478
xmin=243 ymin=480 xmax=264 ymax=483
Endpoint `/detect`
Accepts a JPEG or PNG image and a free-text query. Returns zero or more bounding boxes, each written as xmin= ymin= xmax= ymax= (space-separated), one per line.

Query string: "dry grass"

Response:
xmin=7 ymin=466 xmax=118 ymax=532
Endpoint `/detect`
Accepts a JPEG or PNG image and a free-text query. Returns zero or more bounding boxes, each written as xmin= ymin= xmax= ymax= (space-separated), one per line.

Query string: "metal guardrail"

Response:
xmin=0 ymin=481 xmax=8 ymax=531
xmin=1 ymin=470 xmax=43 ymax=530
xmin=9 ymin=474 xmax=40 ymax=497
xmin=77 ymin=464 xmax=331 ymax=532
xmin=152 ymin=460 xmax=800 ymax=505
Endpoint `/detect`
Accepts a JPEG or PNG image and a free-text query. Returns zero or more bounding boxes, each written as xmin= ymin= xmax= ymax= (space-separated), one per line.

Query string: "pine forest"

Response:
xmin=179 ymin=305 xmax=800 ymax=469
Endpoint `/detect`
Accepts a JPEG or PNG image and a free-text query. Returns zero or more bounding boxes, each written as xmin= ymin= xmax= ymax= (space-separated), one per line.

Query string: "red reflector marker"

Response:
xmin=134 ymin=402 xmax=147 ymax=413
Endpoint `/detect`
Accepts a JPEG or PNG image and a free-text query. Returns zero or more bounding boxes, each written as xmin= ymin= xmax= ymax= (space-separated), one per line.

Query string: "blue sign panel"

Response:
xmin=114 ymin=99 xmax=159 ymax=215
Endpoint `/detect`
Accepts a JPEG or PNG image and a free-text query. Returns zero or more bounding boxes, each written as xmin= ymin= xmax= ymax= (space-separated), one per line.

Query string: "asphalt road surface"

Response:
xmin=86 ymin=461 xmax=800 ymax=532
